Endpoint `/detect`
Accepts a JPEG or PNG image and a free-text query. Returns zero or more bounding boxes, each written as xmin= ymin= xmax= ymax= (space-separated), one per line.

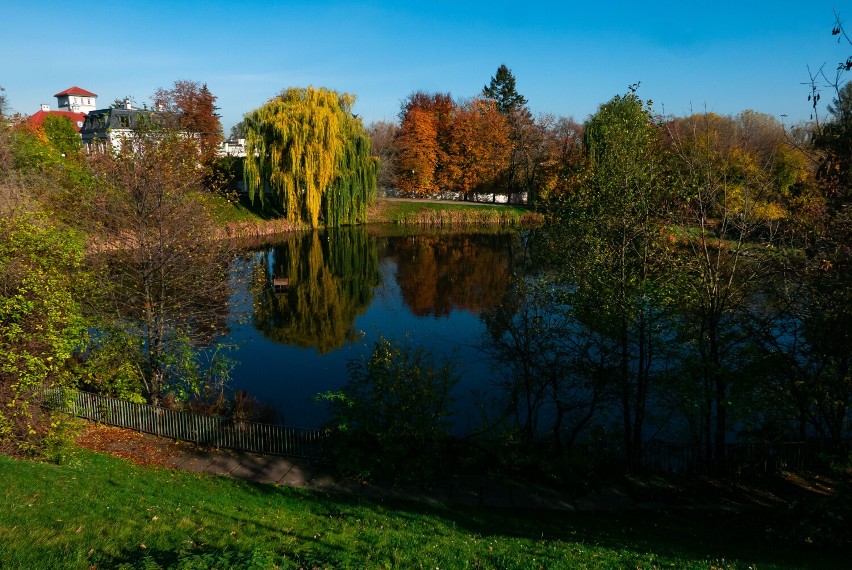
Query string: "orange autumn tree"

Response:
xmin=396 ymin=92 xmax=455 ymax=196
xmin=152 ymin=80 xmax=223 ymax=167
xmin=396 ymin=92 xmax=510 ymax=199
xmin=446 ymin=98 xmax=511 ymax=200
xmin=396 ymin=106 xmax=439 ymax=196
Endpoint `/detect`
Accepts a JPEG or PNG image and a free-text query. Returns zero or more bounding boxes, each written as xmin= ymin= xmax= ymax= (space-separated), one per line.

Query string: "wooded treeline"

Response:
xmin=372 ymin=66 xmax=584 ymax=203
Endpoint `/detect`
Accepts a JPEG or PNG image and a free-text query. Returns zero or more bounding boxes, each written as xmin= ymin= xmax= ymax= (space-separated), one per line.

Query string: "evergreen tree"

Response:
xmin=482 ymin=64 xmax=528 ymax=115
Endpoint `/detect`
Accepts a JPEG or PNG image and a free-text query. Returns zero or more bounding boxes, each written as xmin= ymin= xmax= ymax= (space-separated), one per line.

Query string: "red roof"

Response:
xmin=53 ymin=86 xmax=97 ymax=98
xmin=28 ymin=110 xmax=87 ymax=132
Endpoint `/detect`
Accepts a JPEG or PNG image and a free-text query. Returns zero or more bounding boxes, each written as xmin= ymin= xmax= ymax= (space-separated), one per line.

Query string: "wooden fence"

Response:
xmin=42 ymin=388 xmax=324 ymax=459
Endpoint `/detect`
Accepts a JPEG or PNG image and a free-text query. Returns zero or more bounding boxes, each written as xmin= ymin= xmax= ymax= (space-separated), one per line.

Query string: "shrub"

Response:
xmin=318 ymin=336 xmax=458 ymax=483
xmin=0 ymin=213 xmax=87 ymax=457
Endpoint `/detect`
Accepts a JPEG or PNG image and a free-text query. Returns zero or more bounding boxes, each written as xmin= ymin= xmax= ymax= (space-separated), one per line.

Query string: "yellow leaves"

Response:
xmin=752 ymin=201 xmax=787 ymax=222
xmin=245 ymin=87 xmax=367 ymax=227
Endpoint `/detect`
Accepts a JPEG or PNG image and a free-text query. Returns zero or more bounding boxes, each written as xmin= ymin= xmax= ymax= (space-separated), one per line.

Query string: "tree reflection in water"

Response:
xmin=386 ymin=232 xmax=519 ymax=317
xmin=233 ymin=227 xmax=528 ymax=427
xmin=251 ymin=228 xmax=380 ymax=353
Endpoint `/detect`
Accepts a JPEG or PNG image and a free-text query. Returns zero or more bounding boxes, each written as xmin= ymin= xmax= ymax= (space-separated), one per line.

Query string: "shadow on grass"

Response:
xmin=219 ymin=475 xmax=849 ymax=570
xmin=234 ymin=192 xmax=286 ymax=221
xmin=88 ymin=543 xmax=333 ymax=570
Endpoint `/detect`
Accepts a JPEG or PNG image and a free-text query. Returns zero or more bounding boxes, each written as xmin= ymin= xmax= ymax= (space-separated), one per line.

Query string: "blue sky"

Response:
xmin=2 ymin=1 xmax=849 ymax=133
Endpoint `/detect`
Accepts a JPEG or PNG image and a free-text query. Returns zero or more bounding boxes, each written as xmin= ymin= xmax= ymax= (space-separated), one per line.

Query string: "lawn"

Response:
xmin=0 ymin=450 xmax=843 ymax=569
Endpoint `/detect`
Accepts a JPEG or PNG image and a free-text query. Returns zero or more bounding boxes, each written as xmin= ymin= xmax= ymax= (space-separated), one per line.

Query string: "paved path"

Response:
xmin=160 ymin=447 xmax=640 ymax=511
xmin=79 ymin=425 xmax=639 ymax=511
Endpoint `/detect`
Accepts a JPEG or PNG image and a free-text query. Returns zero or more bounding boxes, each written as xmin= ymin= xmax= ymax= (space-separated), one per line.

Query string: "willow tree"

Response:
xmin=326 ymin=111 xmax=377 ymax=226
xmin=243 ymin=87 xmax=376 ymax=227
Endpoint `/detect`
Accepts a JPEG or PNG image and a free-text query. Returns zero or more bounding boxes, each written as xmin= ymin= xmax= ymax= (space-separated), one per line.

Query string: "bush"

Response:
xmin=318 ymin=337 xmax=458 ymax=483
xmin=0 ymin=213 xmax=87 ymax=457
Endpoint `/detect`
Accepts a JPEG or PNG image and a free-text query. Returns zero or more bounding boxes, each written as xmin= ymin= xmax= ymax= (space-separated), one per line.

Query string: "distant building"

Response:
xmin=80 ymin=99 xmax=154 ymax=151
xmin=54 ymin=86 xmax=98 ymax=114
xmin=218 ymin=138 xmax=246 ymax=157
xmin=28 ymin=86 xmax=98 ymax=132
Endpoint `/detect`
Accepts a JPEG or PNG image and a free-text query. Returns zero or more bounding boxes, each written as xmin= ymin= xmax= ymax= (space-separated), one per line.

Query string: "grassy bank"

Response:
xmin=368 ymin=198 xmax=542 ymax=226
xmin=0 ymin=450 xmax=843 ymax=569
xmin=203 ymin=192 xmax=542 ymax=230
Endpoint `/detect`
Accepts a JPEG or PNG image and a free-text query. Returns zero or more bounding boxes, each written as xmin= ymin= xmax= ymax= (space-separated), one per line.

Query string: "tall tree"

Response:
xmin=664 ymin=112 xmax=785 ymax=472
xmin=366 ymin=120 xmax=399 ymax=192
xmin=482 ymin=64 xmax=528 ymax=116
xmin=86 ymin=127 xmax=232 ymax=406
xmin=243 ymin=87 xmax=376 ymax=227
xmin=152 ymin=80 xmax=223 ymax=165
xmin=395 ymin=106 xmax=439 ymax=196
xmin=326 ymin=111 xmax=377 ymax=226
xmin=445 ymin=97 xmax=511 ymax=200
xmin=0 ymin=213 xmax=87 ymax=456
xmin=0 ymin=85 xmax=7 ymax=117
xmin=397 ymin=92 xmax=455 ymax=194
xmin=395 ymin=92 xmax=514 ymax=200
xmin=552 ymin=92 xmax=668 ymax=472
xmin=792 ymin=17 xmax=852 ymax=451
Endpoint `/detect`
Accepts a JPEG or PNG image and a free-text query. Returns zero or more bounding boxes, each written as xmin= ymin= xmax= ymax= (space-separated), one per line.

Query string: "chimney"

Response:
xmin=124 ymin=98 xmax=132 ymax=110
xmin=40 ymin=104 xmax=50 ymax=111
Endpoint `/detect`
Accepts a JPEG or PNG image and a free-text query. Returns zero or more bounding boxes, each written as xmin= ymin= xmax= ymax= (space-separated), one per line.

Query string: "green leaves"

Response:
xmin=320 ymin=336 xmax=459 ymax=482
xmin=0 ymin=213 xmax=87 ymax=455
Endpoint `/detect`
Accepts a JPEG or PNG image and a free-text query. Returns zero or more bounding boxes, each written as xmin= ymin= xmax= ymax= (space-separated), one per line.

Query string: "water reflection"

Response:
xmin=382 ymin=232 xmax=519 ymax=317
xmin=250 ymin=229 xmax=379 ymax=353
xmin=249 ymin=228 xmax=523 ymax=352
xmin=231 ymin=227 xmax=527 ymax=426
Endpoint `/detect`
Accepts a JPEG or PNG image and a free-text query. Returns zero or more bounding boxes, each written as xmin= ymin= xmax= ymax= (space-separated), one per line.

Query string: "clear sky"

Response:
xmin=2 ymin=1 xmax=849 ymax=134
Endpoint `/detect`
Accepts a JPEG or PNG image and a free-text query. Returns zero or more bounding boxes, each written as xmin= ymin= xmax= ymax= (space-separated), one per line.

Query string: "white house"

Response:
xmin=53 ymin=86 xmax=98 ymax=114
xmin=79 ymin=103 xmax=154 ymax=152
xmin=218 ymin=138 xmax=246 ymax=157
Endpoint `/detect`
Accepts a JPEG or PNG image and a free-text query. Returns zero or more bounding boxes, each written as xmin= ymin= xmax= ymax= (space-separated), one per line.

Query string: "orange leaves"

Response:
xmin=396 ymin=107 xmax=439 ymax=196
xmin=446 ymin=98 xmax=511 ymax=197
xmin=396 ymin=93 xmax=510 ymax=198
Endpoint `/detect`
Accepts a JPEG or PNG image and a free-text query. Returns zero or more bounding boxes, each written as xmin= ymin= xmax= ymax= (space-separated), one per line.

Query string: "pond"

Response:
xmin=225 ymin=226 xmax=531 ymax=429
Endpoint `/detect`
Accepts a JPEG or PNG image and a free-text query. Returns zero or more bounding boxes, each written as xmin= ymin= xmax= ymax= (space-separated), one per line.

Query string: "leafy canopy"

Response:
xmin=243 ymin=87 xmax=376 ymax=227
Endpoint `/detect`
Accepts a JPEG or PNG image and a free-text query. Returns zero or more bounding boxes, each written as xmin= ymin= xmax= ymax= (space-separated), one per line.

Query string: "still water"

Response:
xmin=225 ymin=226 xmax=528 ymax=429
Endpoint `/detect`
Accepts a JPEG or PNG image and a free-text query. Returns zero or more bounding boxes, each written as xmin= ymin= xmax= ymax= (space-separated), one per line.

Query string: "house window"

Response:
xmin=119 ymin=114 xmax=130 ymax=128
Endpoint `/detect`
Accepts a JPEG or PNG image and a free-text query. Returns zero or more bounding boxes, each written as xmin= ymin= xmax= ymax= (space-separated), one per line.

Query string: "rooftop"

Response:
xmin=54 ymin=86 xmax=97 ymax=98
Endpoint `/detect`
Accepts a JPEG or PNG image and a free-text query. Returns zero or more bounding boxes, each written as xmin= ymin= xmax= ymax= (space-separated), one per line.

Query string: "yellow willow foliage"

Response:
xmin=250 ymin=229 xmax=379 ymax=352
xmin=244 ymin=87 xmax=344 ymax=227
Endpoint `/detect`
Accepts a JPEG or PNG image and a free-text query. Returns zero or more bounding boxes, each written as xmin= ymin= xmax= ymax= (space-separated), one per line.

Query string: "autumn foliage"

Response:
xmin=395 ymin=92 xmax=511 ymax=200
xmin=153 ymin=80 xmax=223 ymax=165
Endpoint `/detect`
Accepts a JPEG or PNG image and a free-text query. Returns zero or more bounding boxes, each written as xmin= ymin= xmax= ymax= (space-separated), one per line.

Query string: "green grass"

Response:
xmin=0 ymin=451 xmax=843 ymax=569
xmin=200 ymin=192 xmax=284 ymax=226
xmin=371 ymin=199 xmax=541 ymax=226
xmin=200 ymin=193 xmax=542 ymax=230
